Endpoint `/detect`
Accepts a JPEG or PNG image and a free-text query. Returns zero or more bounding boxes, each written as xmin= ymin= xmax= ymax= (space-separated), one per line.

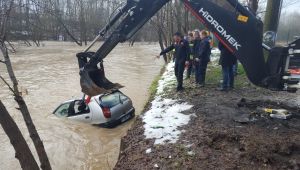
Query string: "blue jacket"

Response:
xmin=218 ymin=43 xmax=237 ymax=67
xmin=196 ymin=37 xmax=211 ymax=63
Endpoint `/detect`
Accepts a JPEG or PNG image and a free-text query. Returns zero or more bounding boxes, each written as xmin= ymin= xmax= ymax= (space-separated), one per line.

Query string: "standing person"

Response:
xmin=186 ymin=32 xmax=195 ymax=79
xmin=194 ymin=30 xmax=211 ymax=87
xmin=218 ymin=42 xmax=237 ymax=91
xmin=192 ymin=30 xmax=201 ymax=84
xmin=158 ymin=32 xmax=190 ymax=91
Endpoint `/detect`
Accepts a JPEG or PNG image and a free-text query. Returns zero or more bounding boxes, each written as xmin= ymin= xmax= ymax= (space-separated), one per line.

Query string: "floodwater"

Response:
xmin=0 ymin=42 xmax=163 ymax=170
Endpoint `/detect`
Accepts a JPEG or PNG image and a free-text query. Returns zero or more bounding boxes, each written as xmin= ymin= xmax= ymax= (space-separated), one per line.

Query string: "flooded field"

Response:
xmin=0 ymin=42 xmax=163 ymax=170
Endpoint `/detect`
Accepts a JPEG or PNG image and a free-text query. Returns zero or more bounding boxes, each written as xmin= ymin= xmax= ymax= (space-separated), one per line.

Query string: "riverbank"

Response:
xmin=115 ymin=62 xmax=300 ymax=169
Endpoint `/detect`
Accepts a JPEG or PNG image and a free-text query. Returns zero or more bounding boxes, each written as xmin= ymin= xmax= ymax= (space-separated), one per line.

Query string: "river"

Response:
xmin=0 ymin=42 xmax=163 ymax=170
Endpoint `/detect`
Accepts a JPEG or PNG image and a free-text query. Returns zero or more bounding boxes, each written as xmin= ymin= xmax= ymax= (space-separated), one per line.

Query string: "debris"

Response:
xmin=154 ymin=164 xmax=159 ymax=168
xmin=187 ymin=151 xmax=195 ymax=156
xmin=270 ymin=113 xmax=292 ymax=120
xmin=263 ymin=108 xmax=292 ymax=120
xmin=233 ymin=113 xmax=256 ymax=123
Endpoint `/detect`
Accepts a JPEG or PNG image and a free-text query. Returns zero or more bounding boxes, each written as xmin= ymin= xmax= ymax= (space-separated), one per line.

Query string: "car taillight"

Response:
xmin=102 ymin=107 xmax=111 ymax=118
xmin=289 ymin=68 xmax=300 ymax=75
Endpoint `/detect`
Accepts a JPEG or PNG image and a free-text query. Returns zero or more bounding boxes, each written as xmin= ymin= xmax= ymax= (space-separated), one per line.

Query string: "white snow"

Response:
xmin=156 ymin=62 xmax=177 ymax=94
xmin=187 ymin=151 xmax=195 ymax=156
xmin=143 ymin=62 xmax=194 ymax=145
xmin=146 ymin=148 xmax=152 ymax=154
xmin=210 ymin=48 xmax=221 ymax=62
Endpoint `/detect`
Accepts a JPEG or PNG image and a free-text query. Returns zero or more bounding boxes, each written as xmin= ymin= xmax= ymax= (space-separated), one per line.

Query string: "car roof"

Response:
xmin=61 ymin=91 xmax=124 ymax=104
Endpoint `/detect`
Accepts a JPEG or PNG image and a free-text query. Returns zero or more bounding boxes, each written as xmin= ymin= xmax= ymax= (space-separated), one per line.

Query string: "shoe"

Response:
xmin=177 ymin=87 xmax=184 ymax=92
xmin=198 ymin=84 xmax=205 ymax=88
xmin=218 ymin=87 xmax=228 ymax=92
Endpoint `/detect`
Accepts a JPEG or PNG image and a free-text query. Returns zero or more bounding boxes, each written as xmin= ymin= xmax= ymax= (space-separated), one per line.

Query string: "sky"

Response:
xmin=260 ymin=0 xmax=300 ymax=14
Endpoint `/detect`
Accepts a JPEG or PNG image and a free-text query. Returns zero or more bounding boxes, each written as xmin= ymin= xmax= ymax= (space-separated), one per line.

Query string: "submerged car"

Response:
xmin=53 ymin=90 xmax=135 ymax=128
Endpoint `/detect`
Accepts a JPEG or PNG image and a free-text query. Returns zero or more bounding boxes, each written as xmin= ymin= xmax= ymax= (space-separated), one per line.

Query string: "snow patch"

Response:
xmin=143 ymin=62 xmax=194 ymax=145
xmin=146 ymin=148 xmax=152 ymax=154
xmin=210 ymin=48 xmax=220 ymax=62
xmin=157 ymin=62 xmax=177 ymax=94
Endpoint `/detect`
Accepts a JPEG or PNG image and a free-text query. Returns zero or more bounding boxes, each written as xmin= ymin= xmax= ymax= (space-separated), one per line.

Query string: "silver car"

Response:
xmin=53 ymin=90 xmax=135 ymax=128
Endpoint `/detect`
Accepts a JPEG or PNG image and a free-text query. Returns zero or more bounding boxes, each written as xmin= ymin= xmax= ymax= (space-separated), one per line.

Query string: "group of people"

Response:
xmin=158 ymin=30 xmax=237 ymax=92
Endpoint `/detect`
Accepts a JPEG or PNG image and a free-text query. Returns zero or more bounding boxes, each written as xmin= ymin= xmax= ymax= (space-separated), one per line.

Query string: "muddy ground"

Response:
xmin=115 ymin=78 xmax=300 ymax=169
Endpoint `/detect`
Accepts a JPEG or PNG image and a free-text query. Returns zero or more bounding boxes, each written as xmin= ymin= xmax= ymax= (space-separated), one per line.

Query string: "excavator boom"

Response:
xmin=78 ymin=0 xmax=300 ymax=96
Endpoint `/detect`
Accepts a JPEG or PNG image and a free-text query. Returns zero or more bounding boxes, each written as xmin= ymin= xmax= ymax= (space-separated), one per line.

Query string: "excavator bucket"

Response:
xmin=77 ymin=52 xmax=124 ymax=96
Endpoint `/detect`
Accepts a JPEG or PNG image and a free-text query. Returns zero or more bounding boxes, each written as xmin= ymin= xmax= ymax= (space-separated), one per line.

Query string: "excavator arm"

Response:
xmin=78 ymin=0 xmax=300 ymax=96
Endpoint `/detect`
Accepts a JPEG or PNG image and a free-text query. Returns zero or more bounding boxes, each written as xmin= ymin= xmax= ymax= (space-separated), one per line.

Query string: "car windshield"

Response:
xmin=54 ymin=102 xmax=70 ymax=117
xmin=100 ymin=92 xmax=128 ymax=108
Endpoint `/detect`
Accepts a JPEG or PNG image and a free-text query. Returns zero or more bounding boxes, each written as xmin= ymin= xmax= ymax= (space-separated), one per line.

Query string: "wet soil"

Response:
xmin=115 ymin=81 xmax=300 ymax=169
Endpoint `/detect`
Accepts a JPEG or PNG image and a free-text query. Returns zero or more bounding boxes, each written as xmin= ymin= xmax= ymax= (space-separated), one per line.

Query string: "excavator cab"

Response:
xmin=282 ymin=38 xmax=300 ymax=91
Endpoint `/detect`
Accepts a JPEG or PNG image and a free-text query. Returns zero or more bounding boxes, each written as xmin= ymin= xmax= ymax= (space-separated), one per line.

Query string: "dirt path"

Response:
xmin=115 ymin=68 xmax=300 ymax=169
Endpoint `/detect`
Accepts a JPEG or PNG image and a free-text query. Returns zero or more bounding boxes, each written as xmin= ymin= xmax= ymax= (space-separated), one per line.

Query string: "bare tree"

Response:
xmin=0 ymin=0 xmax=52 ymax=169
xmin=0 ymin=100 xmax=39 ymax=170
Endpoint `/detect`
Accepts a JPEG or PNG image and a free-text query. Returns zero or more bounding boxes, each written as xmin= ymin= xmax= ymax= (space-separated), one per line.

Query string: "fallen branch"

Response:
xmin=6 ymin=40 xmax=16 ymax=53
xmin=238 ymin=98 xmax=300 ymax=113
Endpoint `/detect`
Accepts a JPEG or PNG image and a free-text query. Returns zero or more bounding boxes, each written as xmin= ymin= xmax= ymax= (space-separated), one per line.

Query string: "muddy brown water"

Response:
xmin=0 ymin=42 xmax=163 ymax=170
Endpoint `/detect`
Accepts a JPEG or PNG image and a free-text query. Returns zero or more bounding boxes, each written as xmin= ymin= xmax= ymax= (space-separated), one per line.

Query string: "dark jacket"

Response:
xmin=218 ymin=43 xmax=237 ymax=67
xmin=160 ymin=39 xmax=190 ymax=63
xmin=195 ymin=37 xmax=211 ymax=63
xmin=192 ymin=38 xmax=201 ymax=60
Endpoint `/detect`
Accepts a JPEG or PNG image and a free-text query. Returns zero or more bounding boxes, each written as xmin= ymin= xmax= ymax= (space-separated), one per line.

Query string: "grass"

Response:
xmin=140 ymin=65 xmax=166 ymax=115
xmin=205 ymin=63 xmax=250 ymax=88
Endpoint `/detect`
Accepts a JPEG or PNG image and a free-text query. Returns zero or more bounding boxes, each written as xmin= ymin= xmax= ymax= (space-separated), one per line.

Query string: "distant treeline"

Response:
xmin=277 ymin=11 xmax=300 ymax=43
xmin=1 ymin=0 xmax=299 ymax=47
xmin=3 ymin=0 xmax=204 ymax=47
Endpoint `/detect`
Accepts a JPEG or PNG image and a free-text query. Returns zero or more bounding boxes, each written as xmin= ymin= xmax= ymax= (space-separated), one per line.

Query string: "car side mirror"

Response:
xmin=263 ymin=31 xmax=277 ymax=48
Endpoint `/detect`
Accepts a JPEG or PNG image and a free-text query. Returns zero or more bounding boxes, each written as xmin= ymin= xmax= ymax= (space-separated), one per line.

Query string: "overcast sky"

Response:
xmin=259 ymin=0 xmax=300 ymax=13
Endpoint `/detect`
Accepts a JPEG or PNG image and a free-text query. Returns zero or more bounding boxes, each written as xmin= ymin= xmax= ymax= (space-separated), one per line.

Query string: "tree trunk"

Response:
xmin=0 ymin=43 xmax=52 ymax=170
xmin=264 ymin=0 xmax=283 ymax=33
xmin=248 ymin=0 xmax=259 ymax=14
xmin=0 ymin=101 xmax=40 ymax=170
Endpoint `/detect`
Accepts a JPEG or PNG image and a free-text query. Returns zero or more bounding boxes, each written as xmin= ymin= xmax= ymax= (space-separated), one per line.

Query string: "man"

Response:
xmin=192 ymin=30 xmax=201 ymax=84
xmin=218 ymin=42 xmax=237 ymax=91
xmin=194 ymin=30 xmax=211 ymax=87
xmin=159 ymin=32 xmax=190 ymax=91
xmin=186 ymin=32 xmax=195 ymax=79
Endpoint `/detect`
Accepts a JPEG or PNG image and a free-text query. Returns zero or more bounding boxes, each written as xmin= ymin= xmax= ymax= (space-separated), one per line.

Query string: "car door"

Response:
xmin=67 ymin=100 xmax=92 ymax=123
xmin=53 ymin=102 xmax=72 ymax=118
xmin=109 ymin=92 xmax=131 ymax=120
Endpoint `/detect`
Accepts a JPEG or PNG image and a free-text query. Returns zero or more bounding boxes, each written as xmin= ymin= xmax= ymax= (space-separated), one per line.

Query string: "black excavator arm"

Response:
xmin=77 ymin=0 xmax=300 ymax=96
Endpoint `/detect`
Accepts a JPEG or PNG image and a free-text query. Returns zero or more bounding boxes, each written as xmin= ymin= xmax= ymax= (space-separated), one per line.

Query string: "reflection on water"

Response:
xmin=0 ymin=42 xmax=163 ymax=170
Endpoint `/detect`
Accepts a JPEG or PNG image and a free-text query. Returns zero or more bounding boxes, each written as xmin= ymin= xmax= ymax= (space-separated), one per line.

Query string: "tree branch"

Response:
xmin=0 ymin=75 xmax=15 ymax=94
xmin=0 ymin=101 xmax=39 ymax=170
xmin=0 ymin=1 xmax=52 ymax=169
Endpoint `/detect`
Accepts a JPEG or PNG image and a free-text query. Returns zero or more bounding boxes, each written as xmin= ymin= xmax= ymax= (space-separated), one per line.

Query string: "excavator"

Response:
xmin=76 ymin=0 xmax=300 ymax=97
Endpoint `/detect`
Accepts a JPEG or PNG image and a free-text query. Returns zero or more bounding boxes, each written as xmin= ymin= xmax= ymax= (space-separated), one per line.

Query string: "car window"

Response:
xmin=73 ymin=100 xmax=90 ymax=116
xmin=54 ymin=103 xmax=70 ymax=117
xmin=120 ymin=93 xmax=128 ymax=102
xmin=100 ymin=92 xmax=127 ymax=108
